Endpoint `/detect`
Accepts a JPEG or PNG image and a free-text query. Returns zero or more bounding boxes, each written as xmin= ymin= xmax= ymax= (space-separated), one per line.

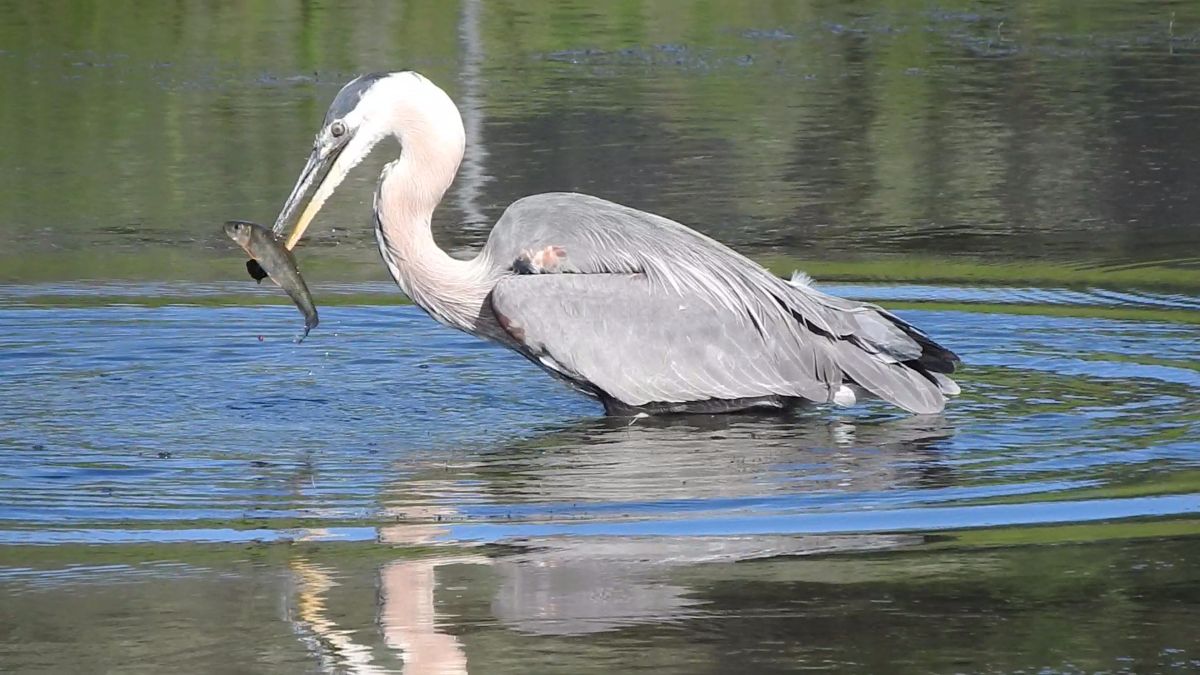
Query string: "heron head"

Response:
xmin=272 ymin=72 xmax=401 ymax=249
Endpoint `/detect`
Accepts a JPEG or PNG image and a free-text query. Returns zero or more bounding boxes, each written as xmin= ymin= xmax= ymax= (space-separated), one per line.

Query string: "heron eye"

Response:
xmin=330 ymin=121 xmax=347 ymax=138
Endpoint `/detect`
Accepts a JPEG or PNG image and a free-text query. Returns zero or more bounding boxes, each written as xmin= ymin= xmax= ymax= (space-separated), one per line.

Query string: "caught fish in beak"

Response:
xmin=224 ymin=74 xmax=396 ymax=338
xmin=224 ymin=220 xmax=319 ymax=340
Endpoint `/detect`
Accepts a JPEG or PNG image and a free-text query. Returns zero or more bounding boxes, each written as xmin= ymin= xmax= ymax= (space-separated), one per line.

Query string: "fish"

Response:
xmin=223 ymin=220 xmax=319 ymax=340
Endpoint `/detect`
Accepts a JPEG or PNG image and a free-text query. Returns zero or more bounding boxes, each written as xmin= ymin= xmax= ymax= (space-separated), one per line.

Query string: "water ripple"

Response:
xmin=1 ymin=286 xmax=1197 ymax=546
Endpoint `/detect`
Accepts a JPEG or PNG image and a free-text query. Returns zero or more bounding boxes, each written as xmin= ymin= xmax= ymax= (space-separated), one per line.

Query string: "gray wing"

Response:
xmin=484 ymin=193 xmax=959 ymax=413
xmin=491 ymin=273 xmax=836 ymax=408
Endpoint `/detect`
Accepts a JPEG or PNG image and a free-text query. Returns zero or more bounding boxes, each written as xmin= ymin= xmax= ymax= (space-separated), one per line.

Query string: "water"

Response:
xmin=2 ymin=1 xmax=1199 ymax=672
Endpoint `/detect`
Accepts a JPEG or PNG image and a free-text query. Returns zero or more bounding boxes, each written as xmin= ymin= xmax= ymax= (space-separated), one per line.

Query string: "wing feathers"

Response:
xmin=484 ymin=193 xmax=959 ymax=413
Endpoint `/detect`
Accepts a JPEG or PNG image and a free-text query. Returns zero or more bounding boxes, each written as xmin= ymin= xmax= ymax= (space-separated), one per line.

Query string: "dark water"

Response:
xmin=2 ymin=1 xmax=1200 ymax=673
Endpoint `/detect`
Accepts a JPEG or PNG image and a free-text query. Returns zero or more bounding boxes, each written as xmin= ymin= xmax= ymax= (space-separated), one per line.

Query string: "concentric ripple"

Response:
xmin=1 ymin=282 xmax=1196 ymax=546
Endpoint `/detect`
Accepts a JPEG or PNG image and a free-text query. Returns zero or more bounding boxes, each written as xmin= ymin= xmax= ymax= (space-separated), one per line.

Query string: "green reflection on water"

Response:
xmin=3 ymin=0 xmax=1200 ymax=286
xmin=2 ymin=525 xmax=1199 ymax=672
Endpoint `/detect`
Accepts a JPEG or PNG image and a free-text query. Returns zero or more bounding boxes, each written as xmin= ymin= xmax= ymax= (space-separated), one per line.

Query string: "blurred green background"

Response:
xmin=1 ymin=0 xmax=1198 ymax=290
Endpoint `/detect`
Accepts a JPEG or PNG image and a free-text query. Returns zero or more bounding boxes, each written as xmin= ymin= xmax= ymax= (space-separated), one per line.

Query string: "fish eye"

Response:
xmin=330 ymin=120 xmax=347 ymax=138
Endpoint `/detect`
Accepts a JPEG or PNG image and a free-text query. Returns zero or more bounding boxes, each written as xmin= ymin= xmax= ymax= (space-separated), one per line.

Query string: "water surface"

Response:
xmin=1 ymin=0 xmax=1199 ymax=672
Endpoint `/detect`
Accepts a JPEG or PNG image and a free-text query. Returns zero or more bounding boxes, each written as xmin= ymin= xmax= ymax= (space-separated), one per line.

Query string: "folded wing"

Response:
xmin=483 ymin=193 xmax=959 ymax=413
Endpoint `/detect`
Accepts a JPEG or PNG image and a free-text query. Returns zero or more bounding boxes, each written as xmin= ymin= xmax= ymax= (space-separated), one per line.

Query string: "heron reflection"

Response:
xmin=285 ymin=413 xmax=953 ymax=671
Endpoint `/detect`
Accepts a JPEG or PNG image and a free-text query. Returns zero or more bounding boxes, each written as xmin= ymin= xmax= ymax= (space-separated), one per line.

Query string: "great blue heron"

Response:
xmin=271 ymin=71 xmax=960 ymax=415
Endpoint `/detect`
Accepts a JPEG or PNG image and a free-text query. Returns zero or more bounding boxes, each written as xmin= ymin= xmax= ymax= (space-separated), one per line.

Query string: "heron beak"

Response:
xmin=272 ymin=140 xmax=348 ymax=250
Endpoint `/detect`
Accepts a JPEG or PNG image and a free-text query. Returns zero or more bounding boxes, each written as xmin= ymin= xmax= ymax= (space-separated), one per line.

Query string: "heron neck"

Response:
xmin=374 ymin=134 xmax=494 ymax=335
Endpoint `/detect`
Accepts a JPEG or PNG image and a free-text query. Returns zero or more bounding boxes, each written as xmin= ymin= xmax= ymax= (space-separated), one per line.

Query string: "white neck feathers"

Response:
xmin=368 ymin=74 xmax=492 ymax=333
